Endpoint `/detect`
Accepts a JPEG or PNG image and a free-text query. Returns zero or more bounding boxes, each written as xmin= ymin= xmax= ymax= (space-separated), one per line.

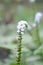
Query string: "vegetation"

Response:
xmin=0 ymin=0 xmax=43 ymax=65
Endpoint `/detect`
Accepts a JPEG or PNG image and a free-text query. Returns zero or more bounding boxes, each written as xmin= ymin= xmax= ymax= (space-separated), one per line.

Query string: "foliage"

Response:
xmin=0 ymin=1 xmax=43 ymax=65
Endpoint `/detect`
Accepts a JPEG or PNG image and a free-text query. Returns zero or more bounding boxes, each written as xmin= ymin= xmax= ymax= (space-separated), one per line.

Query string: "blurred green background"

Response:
xmin=0 ymin=0 xmax=43 ymax=65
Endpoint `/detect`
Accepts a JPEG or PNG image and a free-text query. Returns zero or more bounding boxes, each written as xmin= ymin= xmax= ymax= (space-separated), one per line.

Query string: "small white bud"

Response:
xmin=17 ymin=30 xmax=20 ymax=33
xmin=35 ymin=12 xmax=42 ymax=23
xmin=21 ymin=32 xmax=24 ymax=35
xmin=21 ymin=28 xmax=25 ymax=32
xmin=17 ymin=25 xmax=20 ymax=29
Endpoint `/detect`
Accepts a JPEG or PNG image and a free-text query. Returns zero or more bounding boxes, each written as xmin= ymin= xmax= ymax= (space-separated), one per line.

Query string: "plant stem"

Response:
xmin=33 ymin=23 xmax=41 ymax=47
xmin=17 ymin=34 xmax=22 ymax=65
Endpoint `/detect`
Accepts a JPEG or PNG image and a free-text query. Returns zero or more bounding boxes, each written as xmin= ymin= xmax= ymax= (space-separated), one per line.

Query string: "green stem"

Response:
xmin=17 ymin=34 xmax=22 ymax=65
xmin=33 ymin=23 xmax=41 ymax=47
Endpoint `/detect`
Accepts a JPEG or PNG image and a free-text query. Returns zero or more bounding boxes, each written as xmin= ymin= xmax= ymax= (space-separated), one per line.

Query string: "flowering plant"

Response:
xmin=16 ymin=12 xmax=43 ymax=65
xmin=16 ymin=20 xmax=28 ymax=65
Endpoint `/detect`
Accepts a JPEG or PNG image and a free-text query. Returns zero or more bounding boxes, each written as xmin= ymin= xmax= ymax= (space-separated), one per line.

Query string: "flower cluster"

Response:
xmin=17 ymin=20 xmax=28 ymax=35
xmin=17 ymin=20 xmax=28 ymax=65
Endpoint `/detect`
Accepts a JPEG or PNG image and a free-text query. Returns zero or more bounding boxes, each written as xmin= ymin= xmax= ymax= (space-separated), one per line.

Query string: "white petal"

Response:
xmin=18 ymin=20 xmax=28 ymax=26
xmin=21 ymin=28 xmax=25 ymax=31
xmin=17 ymin=25 xmax=20 ymax=29
xmin=21 ymin=24 xmax=25 ymax=28
xmin=23 ymin=21 xmax=28 ymax=25
xmin=17 ymin=30 xmax=20 ymax=33
xmin=35 ymin=12 xmax=42 ymax=23
xmin=21 ymin=32 xmax=24 ymax=35
xmin=17 ymin=25 xmax=22 ymax=30
xmin=18 ymin=22 xmax=22 ymax=25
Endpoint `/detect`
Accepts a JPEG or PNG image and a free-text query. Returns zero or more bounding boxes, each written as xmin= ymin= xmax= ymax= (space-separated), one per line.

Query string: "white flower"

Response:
xmin=18 ymin=20 xmax=28 ymax=26
xmin=21 ymin=32 xmax=24 ymax=35
xmin=21 ymin=28 xmax=25 ymax=31
xmin=34 ymin=12 xmax=42 ymax=23
xmin=20 ymin=24 xmax=25 ymax=29
xmin=17 ymin=29 xmax=20 ymax=33
xmin=17 ymin=20 xmax=28 ymax=35
xmin=17 ymin=25 xmax=21 ymax=30
xmin=17 ymin=24 xmax=25 ymax=30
